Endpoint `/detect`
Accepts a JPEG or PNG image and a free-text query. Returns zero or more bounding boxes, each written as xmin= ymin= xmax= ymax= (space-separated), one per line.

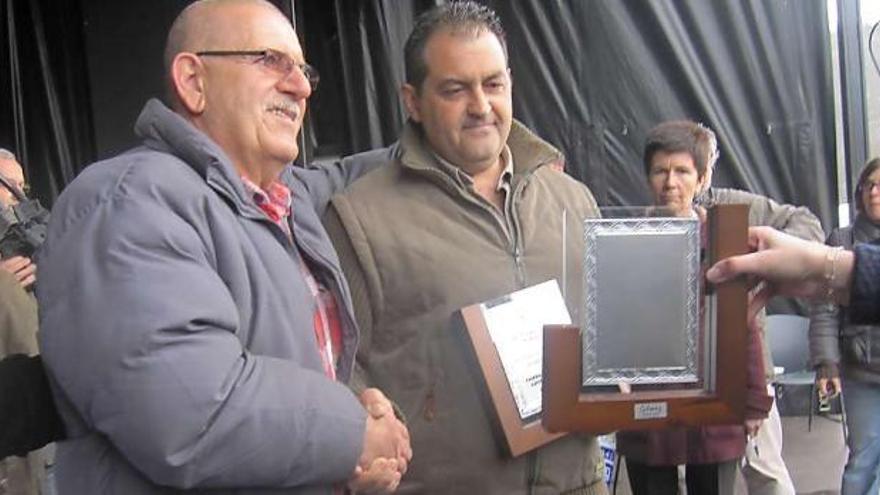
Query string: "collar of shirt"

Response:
xmin=240 ymin=175 xmax=292 ymax=227
xmin=431 ymin=145 xmax=514 ymax=193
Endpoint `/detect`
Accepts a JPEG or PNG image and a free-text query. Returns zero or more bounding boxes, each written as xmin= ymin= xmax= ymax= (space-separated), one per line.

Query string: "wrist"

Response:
xmin=834 ymin=251 xmax=854 ymax=305
xmin=816 ymin=361 xmax=840 ymax=379
xmin=823 ymin=247 xmax=853 ymax=305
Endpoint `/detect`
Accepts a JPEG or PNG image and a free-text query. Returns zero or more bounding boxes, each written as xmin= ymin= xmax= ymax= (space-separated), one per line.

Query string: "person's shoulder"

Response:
xmin=531 ymin=166 xmax=599 ymax=214
xmin=67 ymin=147 xmax=200 ymax=198
xmin=341 ymin=146 xmax=399 ymax=172
xmin=334 ymin=150 xmax=403 ymax=198
xmin=534 ymin=166 xmax=594 ymax=197
xmin=710 ymin=187 xmax=764 ymax=204
xmin=53 ymin=147 xmax=208 ymax=231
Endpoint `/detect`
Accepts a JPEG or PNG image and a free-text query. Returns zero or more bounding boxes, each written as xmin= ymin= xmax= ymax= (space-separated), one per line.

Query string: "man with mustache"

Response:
xmin=324 ymin=2 xmax=607 ymax=493
xmin=36 ymin=1 xmax=409 ymax=493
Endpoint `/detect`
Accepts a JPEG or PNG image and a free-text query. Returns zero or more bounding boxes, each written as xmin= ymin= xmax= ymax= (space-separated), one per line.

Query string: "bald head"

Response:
xmin=163 ymin=0 xmax=288 ymax=91
xmin=0 ymin=157 xmax=25 ymax=208
xmin=162 ymin=0 xmax=310 ymax=184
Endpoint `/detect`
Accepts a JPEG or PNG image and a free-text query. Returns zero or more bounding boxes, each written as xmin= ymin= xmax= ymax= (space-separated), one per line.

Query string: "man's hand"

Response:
xmin=358 ymin=388 xmax=412 ymax=478
xmin=817 ymin=376 xmax=842 ymax=399
xmin=744 ymin=418 xmax=763 ymax=437
xmin=360 ymin=388 xmax=396 ymax=419
xmin=0 ymin=255 xmax=36 ymax=289
xmin=348 ymin=457 xmax=402 ymax=494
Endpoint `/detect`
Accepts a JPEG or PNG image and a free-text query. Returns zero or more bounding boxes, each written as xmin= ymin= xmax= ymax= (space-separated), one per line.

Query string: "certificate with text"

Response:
xmin=480 ymin=280 xmax=571 ymax=420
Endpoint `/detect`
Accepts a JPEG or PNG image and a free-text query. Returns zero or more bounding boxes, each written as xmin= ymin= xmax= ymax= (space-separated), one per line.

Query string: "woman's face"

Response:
xmin=862 ymin=167 xmax=880 ymax=222
xmin=648 ymin=150 xmax=707 ymax=216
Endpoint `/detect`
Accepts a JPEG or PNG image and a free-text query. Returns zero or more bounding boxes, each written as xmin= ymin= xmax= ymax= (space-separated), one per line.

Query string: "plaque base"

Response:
xmin=542 ymin=204 xmax=750 ymax=433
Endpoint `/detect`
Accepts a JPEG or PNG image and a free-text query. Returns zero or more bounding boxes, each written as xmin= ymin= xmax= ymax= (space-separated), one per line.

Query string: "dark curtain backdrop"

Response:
xmin=321 ymin=0 xmax=838 ymax=232
xmin=500 ymin=0 xmax=836 ymax=229
xmin=298 ymin=0 xmax=431 ymax=164
xmin=0 ymin=0 xmax=848 ymax=231
xmin=0 ymin=0 xmax=95 ymax=206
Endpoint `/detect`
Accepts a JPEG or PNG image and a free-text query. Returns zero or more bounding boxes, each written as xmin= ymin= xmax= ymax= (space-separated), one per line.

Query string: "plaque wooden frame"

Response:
xmin=460 ymin=303 xmax=565 ymax=457
xmin=542 ymin=204 xmax=750 ymax=433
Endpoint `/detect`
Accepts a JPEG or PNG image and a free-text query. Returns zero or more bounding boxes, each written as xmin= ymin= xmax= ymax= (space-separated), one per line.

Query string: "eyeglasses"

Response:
xmin=863 ymin=180 xmax=880 ymax=193
xmin=0 ymin=174 xmax=28 ymax=195
xmin=196 ymin=49 xmax=320 ymax=91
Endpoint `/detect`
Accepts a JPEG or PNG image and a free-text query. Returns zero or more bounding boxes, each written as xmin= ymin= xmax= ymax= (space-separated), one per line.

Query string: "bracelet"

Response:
xmin=824 ymin=246 xmax=844 ymax=302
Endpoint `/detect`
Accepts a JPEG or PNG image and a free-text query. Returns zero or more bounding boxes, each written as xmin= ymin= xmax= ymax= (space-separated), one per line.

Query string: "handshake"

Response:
xmin=349 ymin=388 xmax=413 ymax=493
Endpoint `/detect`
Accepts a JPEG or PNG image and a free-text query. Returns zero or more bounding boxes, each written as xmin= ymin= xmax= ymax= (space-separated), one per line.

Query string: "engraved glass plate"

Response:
xmin=581 ymin=209 xmax=701 ymax=387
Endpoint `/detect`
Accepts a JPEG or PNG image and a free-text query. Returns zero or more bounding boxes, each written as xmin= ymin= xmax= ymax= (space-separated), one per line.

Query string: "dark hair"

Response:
xmin=855 ymin=157 xmax=880 ymax=216
xmin=404 ymin=1 xmax=507 ymax=90
xmin=642 ymin=120 xmax=719 ymax=178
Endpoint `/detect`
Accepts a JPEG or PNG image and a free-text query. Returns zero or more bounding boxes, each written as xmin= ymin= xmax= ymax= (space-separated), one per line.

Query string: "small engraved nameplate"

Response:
xmin=633 ymin=402 xmax=668 ymax=420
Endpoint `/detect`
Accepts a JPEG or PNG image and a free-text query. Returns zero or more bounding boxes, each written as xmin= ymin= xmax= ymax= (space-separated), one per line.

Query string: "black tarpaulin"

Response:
xmin=491 ymin=0 xmax=836 ymax=228
xmin=0 ymin=0 xmax=94 ymax=205
xmin=315 ymin=0 xmax=837 ymax=228
xmin=1 ymin=0 xmax=844 ymax=233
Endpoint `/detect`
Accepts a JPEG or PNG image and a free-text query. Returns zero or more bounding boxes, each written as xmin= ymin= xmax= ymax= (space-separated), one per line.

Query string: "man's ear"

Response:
xmin=401 ymin=83 xmax=421 ymax=123
xmin=171 ymin=53 xmax=207 ymax=115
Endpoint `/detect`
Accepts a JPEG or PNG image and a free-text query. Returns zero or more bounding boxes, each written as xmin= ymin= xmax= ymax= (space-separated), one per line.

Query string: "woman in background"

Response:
xmin=810 ymin=157 xmax=880 ymax=495
xmin=617 ymin=120 xmax=774 ymax=495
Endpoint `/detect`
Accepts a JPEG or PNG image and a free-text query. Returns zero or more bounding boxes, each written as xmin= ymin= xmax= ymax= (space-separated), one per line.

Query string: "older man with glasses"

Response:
xmin=35 ymin=1 xmax=409 ymax=494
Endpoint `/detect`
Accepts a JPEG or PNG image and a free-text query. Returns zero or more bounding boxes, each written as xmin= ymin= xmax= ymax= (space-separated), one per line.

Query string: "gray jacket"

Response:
xmin=706 ymin=187 xmax=825 ymax=379
xmin=36 ymin=99 xmax=380 ymax=494
xmin=705 ymin=187 xmax=823 ymax=241
xmin=809 ymin=216 xmax=880 ymax=383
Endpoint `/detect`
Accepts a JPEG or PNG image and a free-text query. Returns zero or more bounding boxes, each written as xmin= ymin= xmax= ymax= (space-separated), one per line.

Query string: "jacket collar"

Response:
xmin=397 ymin=119 xmax=562 ymax=179
xmin=134 ymin=98 xmax=267 ymax=219
xmin=853 ymin=214 xmax=880 ymax=242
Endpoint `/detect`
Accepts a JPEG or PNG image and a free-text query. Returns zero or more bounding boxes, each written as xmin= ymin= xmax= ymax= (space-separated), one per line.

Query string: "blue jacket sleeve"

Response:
xmin=850 ymin=242 xmax=880 ymax=326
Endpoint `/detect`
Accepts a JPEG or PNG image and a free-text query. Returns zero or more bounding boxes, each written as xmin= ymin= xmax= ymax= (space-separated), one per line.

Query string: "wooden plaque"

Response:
xmin=542 ymin=204 xmax=750 ymax=433
xmin=460 ymin=300 xmax=565 ymax=457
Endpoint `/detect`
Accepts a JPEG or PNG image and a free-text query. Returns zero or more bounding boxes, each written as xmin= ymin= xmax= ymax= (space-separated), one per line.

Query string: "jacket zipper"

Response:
xmin=527 ymin=450 xmax=538 ymax=493
xmin=411 ymin=165 xmax=539 ymax=290
xmin=506 ymin=176 xmax=529 ymax=290
xmin=407 ymin=162 xmax=548 ymax=491
xmin=507 ymin=170 xmax=537 ymax=492
xmin=289 ymin=225 xmax=359 ymax=381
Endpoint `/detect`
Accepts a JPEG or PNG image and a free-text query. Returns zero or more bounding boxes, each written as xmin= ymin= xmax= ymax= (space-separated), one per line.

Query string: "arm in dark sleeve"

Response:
xmin=809 ymin=229 xmax=845 ymax=367
xmin=292 ymin=145 xmax=399 ymax=216
xmin=0 ymin=354 xmax=65 ymax=459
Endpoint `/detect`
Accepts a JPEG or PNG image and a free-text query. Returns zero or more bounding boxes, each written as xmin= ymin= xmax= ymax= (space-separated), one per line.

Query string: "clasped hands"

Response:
xmin=348 ymin=388 xmax=412 ymax=494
